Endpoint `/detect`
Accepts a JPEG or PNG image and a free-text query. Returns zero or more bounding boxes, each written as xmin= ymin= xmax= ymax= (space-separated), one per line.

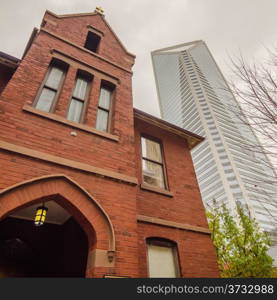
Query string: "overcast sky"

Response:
xmin=1 ymin=0 xmax=277 ymax=117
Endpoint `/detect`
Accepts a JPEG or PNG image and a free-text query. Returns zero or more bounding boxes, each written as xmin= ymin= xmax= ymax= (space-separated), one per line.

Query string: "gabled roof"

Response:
xmin=134 ymin=108 xmax=204 ymax=150
xmin=0 ymin=52 xmax=20 ymax=63
xmin=0 ymin=51 xmax=20 ymax=69
xmin=46 ymin=9 xmax=136 ymax=58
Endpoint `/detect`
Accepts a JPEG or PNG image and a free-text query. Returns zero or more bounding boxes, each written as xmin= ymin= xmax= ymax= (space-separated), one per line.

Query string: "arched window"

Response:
xmin=146 ymin=238 xmax=180 ymax=278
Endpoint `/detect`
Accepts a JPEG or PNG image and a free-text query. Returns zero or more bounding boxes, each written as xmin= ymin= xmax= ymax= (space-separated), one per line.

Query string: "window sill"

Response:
xmin=22 ymin=104 xmax=119 ymax=142
xmin=140 ymin=183 xmax=174 ymax=197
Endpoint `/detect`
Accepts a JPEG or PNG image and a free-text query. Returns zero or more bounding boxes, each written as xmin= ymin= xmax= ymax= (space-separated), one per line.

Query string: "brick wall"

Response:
xmin=134 ymin=118 xmax=219 ymax=277
xmin=0 ymin=22 xmax=136 ymax=177
xmin=0 ymin=10 xmax=219 ymax=277
xmin=135 ymin=118 xmax=208 ymax=227
xmin=137 ymin=223 xmax=219 ymax=277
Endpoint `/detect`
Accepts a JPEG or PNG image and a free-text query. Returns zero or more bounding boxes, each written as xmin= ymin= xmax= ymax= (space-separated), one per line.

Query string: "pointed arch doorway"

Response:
xmin=0 ymin=199 xmax=89 ymax=277
xmin=0 ymin=175 xmax=115 ymax=278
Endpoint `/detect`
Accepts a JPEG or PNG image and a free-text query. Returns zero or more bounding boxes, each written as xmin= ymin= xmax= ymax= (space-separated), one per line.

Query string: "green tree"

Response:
xmin=207 ymin=203 xmax=273 ymax=277
xmin=271 ymin=267 xmax=277 ymax=278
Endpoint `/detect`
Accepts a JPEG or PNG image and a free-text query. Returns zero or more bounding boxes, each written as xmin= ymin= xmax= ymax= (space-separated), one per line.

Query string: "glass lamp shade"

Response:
xmin=34 ymin=206 xmax=48 ymax=226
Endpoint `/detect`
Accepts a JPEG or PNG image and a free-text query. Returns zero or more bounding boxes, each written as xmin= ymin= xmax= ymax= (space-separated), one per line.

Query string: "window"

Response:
xmin=95 ymin=84 xmax=113 ymax=132
xmin=84 ymin=31 xmax=101 ymax=53
xmin=147 ymin=238 xmax=179 ymax=278
xmin=67 ymin=71 xmax=92 ymax=123
xmin=34 ymin=60 xmax=67 ymax=112
xmin=141 ymin=136 xmax=167 ymax=189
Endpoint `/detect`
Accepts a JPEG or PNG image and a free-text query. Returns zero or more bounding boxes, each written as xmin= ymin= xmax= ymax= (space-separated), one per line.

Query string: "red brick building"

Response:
xmin=0 ymin=8 xmax=219 ymax=278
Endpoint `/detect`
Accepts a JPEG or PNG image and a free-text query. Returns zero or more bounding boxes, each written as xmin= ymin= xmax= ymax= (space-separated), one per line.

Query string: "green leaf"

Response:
xmin=206 ymin=203 xmax=273 ymax=277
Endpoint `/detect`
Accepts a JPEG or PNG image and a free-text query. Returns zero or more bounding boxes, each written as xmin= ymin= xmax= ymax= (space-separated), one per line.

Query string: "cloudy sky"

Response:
xmin=1 ymin=0 xmax=276 ymax=117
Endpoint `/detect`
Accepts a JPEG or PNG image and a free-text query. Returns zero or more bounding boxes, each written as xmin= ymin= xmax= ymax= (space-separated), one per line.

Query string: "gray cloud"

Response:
xmin=1 ymin=0 xmax=276 ymax=116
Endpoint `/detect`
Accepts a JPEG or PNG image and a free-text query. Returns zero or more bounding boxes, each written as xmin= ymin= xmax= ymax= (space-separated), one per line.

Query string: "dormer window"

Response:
xmin=84 ymin=31 xmax=101 ymax=53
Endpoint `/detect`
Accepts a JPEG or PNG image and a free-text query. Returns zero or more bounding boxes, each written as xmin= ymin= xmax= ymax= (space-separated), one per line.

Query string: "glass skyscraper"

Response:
xmin=152 ymin=40 xmax=277 ymax=243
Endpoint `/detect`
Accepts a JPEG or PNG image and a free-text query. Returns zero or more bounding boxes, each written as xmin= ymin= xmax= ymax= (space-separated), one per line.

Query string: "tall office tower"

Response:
xmin=152 ymin=40 xmax=277 ymax=242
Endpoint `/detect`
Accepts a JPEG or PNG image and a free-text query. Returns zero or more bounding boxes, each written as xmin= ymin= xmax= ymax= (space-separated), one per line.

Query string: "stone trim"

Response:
xmin=137 ymin=215 xmax=211 ymax=234
xmin=87 ymin=25 xmax=104 ymax=37
xmin=140 ymin=183 xmax=173 ymax=197
xmin=87 ymin=249 xmax=115 ymax=268
xmin=0 ymin=140 xmax=138 ymax=185
xmin=23 ymin=104 xmax=119 ymax=142
xmin=22 ymin=27 xmax=39 ymax=59
xmin=40 ymin=28 xmax=133 ymax=74
xmin=51 ymin=49 xmax=120 ymax=85
xmin=134 ymin=108 xmax=204 ymax=150
xmin=0 ymin=174 xmax=116 ymax=250
xmin=46 ymin=10 xmax=99 ymax=19
xmin=0 ymin=174 xmax=117 ymax=268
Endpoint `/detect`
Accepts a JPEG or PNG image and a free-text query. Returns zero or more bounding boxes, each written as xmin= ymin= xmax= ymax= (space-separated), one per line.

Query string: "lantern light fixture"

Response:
xmin=34 ymin=204 xmax=48 ymax=226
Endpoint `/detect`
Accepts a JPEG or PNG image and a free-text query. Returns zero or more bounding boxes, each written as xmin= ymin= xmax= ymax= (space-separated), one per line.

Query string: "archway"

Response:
xmin=0 ymin=174 xmax=116 ymax=277
xmin=0 ymin=199 xmax=88 ymax=277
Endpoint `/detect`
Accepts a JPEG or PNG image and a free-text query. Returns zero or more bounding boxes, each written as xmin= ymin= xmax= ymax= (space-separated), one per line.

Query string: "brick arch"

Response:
xmin=145 ymin=236 xmax=180 ymax=256
xmin=146 ymin=236 xmax=178 ymax=245
xmin=0 ymin=174 xmax=115 ymax=255
xmin=144 ymin=234 xmax=180 ymax=251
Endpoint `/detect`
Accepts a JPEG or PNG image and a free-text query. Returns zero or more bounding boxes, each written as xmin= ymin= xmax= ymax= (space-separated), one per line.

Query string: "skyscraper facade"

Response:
xmin=152 ymin=41 xmax=277 ymax=242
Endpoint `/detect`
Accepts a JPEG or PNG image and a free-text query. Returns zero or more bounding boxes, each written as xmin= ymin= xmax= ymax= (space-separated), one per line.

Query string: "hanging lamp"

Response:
xmin=34 ymin=204 xmax=48 ymax=226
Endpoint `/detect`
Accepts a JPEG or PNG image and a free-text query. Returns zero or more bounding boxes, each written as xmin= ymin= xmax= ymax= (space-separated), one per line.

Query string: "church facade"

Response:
xmin=0 ymin=9 xmax=218 ymax=278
